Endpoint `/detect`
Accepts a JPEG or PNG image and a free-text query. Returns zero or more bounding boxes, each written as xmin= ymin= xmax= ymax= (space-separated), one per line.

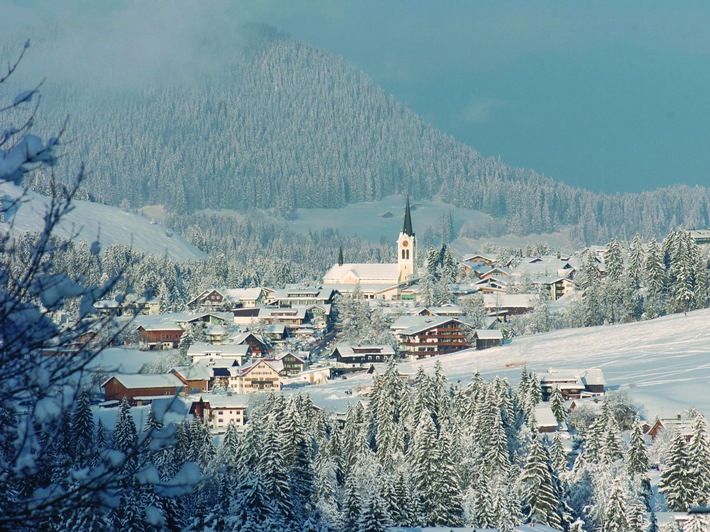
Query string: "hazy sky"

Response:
xmin=5 ymin=1 xmax=710 ymax=194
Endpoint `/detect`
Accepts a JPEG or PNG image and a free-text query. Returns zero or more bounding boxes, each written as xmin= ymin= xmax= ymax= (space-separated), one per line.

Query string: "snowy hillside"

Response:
xmin=304 ymin=308 xmax=710 ymax=419
xmin=1 ymin=183 xmax=205 ymax=262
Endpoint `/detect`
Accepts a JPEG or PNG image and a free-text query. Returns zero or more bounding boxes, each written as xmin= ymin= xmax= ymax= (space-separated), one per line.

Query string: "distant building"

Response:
xmin=391 ymin=316 xmax=472 ymax=359
xmin=102 ymin=374 xmax=184 ymax=405
xmin=331 ymin=344 xmax=396 ymax=367
xmin=190 ymin=395 xmax=248 ymax=430
xmin=539 ymin=368 xmax=606 ymax=401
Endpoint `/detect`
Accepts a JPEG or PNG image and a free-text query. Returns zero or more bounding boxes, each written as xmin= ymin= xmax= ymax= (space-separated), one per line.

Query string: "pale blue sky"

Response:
xmin=6 ymin=0 xmax=710 ymax=193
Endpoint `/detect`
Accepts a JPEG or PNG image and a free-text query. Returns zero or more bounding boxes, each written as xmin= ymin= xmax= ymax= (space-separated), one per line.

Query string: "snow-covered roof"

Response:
xmin=323 ymin=263 xmax=400 ymax=285
xmin=187 ymin=342 xmax=249 ymax=357
xmin=258 ymin=307 xmax=307 ymax=320
xmin=333 ymin=344 xmax=396 ymax=358
xmin=474 ymin=329 xmax=503 ymax=340
xmin=396 ymin=316 xmax=470 ymax=336
xmin=581 ymin=368 xmax=606 ymax=387
xmin=134 ymin=314 xmax=184 ymax=331
xmin=223 ymin=287 xmax=264 ymax=301
xmin=103 ymin=373 xmax=184 ymax=389
xmin=170 ymin=365 xmax=211 ymax=381
xmin=482 ymin=293 xmax=538 ymax=309
xmin=534 ymin=403 xmax=558 ymax=428
xmin=196 ymin=394 xmax=249 ymax=409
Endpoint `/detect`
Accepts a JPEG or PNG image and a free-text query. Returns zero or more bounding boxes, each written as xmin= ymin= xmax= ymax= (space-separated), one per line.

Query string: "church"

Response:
xmin=322 ymin=197 xmax=419 ymax=300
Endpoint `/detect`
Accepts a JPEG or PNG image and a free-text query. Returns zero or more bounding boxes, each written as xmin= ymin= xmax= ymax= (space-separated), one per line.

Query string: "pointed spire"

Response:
xmin=403 ymin=195 xmax=414 ymax=237
xmin=338 ymin=245 xmax=344 ymax=266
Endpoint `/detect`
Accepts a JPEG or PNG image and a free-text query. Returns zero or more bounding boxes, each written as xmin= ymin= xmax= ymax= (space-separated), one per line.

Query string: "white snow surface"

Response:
xmin=0 ymin=182 xmax=205 ymax=262
xmin=299 ymin=308 xmax=710 ymax=419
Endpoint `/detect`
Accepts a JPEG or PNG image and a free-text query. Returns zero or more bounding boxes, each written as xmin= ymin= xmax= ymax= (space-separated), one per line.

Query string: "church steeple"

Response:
xmin=397 ymin=196 xmax=417 ymax=282
xmin=337 ymin=245 xmax=344 ymax=266
xmin=403 ymin=195 xmax=414 ymax=237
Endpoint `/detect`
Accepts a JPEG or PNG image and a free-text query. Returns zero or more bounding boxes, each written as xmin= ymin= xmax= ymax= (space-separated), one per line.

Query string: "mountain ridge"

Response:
xmin=3 ymin=24 xmax=708 ymax=244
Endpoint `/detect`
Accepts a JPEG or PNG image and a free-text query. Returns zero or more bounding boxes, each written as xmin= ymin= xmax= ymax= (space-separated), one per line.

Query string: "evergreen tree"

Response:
xmin=358 ymin=491 xmax=389 ymax=532
xmin=686 ymin=413 xmax=710 ymax=506
xmin=602 ymin=477 xmax=629 ymax=532
xmin=659 ymin=430 xmax=693 ymax=511
xmin=549 ymin=386 xmax=566 ymax=425
xmin=71 ymin=388 xmax=95 ymax=466
xmin=517 ymin=436 xmax=562 ymax=529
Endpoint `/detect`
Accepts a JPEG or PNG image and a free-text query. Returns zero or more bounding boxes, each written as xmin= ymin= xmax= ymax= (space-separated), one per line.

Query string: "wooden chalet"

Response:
xmin=540 ymin=368 xmax=606 ymax=401
xmin=472 ymin=329 xmax=504 ymax=350
xmin=276 ymin=352 xmax=307 ymax=376
xmin=647 ymin=415 xmax=694 ymax=442
xmin=392 ymin=316 xmax=472 ymax=359
xmin=237 ymin=359 xmax=282 ymax=394
xmin=136 ymin=323 xmax=184 ymax=350
xmin=331 ymin=344 xmax=396 ymax=366
xmin=228 ymin=332 xmax=269 ymax=356
xmin=102 ymin=374 xmax=184 ymax=405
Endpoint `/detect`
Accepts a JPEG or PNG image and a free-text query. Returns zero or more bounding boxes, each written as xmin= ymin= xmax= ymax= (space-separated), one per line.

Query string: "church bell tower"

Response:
xmin=397 ymin=196 xmax=416 ymax=282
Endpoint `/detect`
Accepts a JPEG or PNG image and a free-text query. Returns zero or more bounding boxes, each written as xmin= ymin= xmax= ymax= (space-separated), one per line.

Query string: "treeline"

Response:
xmin=4 ymin=26 xmax=709 ymax=244
xmin=14 ymin=363 xmax=710 ymax=530
xmin=6 ymin=214 xmax=393 ymax=313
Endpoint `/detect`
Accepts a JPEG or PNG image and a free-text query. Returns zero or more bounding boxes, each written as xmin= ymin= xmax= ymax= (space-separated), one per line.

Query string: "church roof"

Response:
xmin=323 ymin=263 xmax=400 ymax=284
xmin=403 ymin=195 xmax=414 ymax=237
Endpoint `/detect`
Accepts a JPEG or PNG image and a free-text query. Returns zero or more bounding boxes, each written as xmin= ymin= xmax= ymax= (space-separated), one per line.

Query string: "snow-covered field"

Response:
xmin=0 ymin=182 xmax=205 ymax=262
xmin=301 ymin=308 xmax=710 ymax=418
xmin=200 ymin=194 xmax=576 ymax=253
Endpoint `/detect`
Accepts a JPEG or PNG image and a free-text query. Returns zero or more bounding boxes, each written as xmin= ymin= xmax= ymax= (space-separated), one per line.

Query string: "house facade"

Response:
xmin=331 ymin=344 xmax=396 ymax=366
xmin=393 ymin=317 xmax=472 ymax=359
xmin=190 ymin=396 xmax=248 ymax=429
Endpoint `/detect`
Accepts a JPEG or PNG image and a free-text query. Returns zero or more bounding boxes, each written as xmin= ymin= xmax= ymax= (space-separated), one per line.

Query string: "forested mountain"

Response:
xmin=5 ymin=25 xmax=710 ymax=243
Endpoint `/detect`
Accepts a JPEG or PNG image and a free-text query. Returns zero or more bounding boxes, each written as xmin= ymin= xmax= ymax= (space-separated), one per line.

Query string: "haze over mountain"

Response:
xmin=3 ymin=3 xmax=709 ymax=245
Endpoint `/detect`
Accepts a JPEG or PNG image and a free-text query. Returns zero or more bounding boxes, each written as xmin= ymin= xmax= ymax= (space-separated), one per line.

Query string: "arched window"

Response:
xmin=402 ymin=249 xmax=406 ymax=259
xmin=405 ymin=249 xmax=410 ymax=259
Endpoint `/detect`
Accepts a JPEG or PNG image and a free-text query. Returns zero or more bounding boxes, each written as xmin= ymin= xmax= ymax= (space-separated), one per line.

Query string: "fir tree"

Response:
xmin=659 ymin=430 xmax=693 ymax=511
xmin=602 ymin=477 xmax=629 ymax=532
xmin=517 ymin=436 xmax=563 ymax=529
xmin=71 ymin=388 xmax=95 ymax=466
xmin=549 ymin=386 xmax=566 ymax=425
xmin=686 ymin=412 xmax=710 ymax=506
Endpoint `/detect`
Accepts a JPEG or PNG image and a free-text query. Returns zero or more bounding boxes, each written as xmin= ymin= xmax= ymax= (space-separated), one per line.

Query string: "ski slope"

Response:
xmin=303 ymin=308 xmax=710 ymax=419
xmin=1 ymin=183 xmax=205 ymax=262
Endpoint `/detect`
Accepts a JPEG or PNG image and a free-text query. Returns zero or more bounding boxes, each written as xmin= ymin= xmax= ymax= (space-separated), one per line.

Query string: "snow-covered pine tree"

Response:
xmin=601 ymin=477 xmax=629 ymax=532
xmin=71 ymin=388 xmax=96 ymax=467
xmin=659 ymin=429 xmax=693 ymax=511
xmin=517 ymin=435 xmax=563 ymax=529
xmin=549 ymin=385 xmax=566 ymax=425
xmin=686 ymin=412 xmax=710 ymax=506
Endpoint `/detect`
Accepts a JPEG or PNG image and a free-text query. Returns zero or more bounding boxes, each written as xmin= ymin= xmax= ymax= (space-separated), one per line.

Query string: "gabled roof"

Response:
xmin=322 ymin=263 xmax=400 ymax=284
xmin=195 ymin=395 xmax=249 ymax=409
xmin=240 ymin=358 xmax=282 ymax=376
xmin=187 ymin=342 xmax=250 ymax=357
xmin=473 ymin=329 xmax=503 ymax=340
xmin=333 ymin=344 xmax=396 ymax=358
xmin=277 ymin=351 xmax=306 ymax=363
xmin=103 ymin=373 xmax=183 ymax=389
xmin=170 ymin=365 xmax=211 ymax=381
xmin=396 ymin=316 xmax=470 ymax=336
xmin=482 ymin=293 xmax=538 ymax=309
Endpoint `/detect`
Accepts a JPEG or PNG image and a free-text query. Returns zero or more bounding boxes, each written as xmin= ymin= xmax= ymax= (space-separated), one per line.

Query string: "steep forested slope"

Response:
xmin=5 ymin=25 xmax=709 ymax=242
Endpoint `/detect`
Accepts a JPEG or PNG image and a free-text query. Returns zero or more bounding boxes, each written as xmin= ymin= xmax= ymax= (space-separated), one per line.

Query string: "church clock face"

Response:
xmin=402 ymin=240 xmax=409 ymax=247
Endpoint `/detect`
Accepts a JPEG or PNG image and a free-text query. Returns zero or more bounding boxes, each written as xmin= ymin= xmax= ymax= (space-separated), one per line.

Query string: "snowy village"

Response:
xmin=4 ymin=3 xmax=710 ymax=532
